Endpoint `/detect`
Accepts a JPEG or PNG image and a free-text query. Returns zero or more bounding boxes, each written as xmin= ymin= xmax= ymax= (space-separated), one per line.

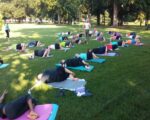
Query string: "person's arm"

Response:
xmin=65 ymin=68 xmax=75 ymax=76
xmin=0 ymin=90 xmax=7 ymax=103
xmin=92 ymin=52 xmax=99 ymax=59
xmin=82 ymin=60 xmax=89 ymax=66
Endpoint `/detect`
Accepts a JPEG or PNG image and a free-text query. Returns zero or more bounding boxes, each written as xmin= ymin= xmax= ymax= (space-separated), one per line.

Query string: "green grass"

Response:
xmin=0 ymin=24 xmax=150 ymax=120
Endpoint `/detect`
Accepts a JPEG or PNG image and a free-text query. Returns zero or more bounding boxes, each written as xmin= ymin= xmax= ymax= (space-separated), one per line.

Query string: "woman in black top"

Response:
xmin=37 ymin=66 xmax=78 ymax=83
xmin=87 ymin=49 xmax=99 ymax=60
xmin=92 ymin=46 xmax=108 ymax=54
xmin=0 ymin=90 xmax=39 ymax=120
xmin=60 ymin=55 xmax=90 ymax=69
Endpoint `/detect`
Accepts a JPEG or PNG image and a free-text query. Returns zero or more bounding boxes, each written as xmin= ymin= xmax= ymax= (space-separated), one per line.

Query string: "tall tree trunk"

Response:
xmin=97 ymin=11 xmax=100 ymax=25
xmin=104 ymin=13 xmax=106 ymax=26
xmin=113 ymin=0 xmax=118 ymax=26
xmin=145 ymin=12 xmax=149 ymax=26
xmin=58 ymin=13 xmax=61 ymax=24
xmin=140 ymin=20 xmax=142 ymax=27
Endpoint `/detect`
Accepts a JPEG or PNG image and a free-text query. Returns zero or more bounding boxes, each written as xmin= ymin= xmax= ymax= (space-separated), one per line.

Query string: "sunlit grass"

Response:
xmin=0 ymin=24 xmax=150 ymax=120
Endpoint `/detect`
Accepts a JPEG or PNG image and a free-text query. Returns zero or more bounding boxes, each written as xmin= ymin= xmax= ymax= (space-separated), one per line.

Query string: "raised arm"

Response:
xmin=82 ymin=60 xmax=89 ymax=66
xmin=0 ymin=90 xmax=7 ymax=103
xmin=65 ymin=68 xmax=75 ymax=76
xmin=92 ymin=52 xmax=99 ymax=59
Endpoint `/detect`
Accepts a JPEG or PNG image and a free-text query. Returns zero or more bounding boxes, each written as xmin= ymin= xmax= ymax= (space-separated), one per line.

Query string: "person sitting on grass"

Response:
xmin=0 ymin=58 xmax=3 ymax=64
xmin=29 ymin=47 xmax=51 ymax=59
xmin=16 ymin=43 xmax=26 ymax=52
xmin=92 ymin=46 xmax=108 ymax=55
xmin=0 ymin=90 xmax=39 ymax=120
xmin=28 ymin=41 xmax=44 ymax=48
xmin=60 ymin=54 xmax=90 ymax=70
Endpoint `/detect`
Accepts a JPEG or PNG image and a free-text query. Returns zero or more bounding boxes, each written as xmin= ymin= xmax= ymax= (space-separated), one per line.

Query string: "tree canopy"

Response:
xmin=0 ymin=0 xmax=149 ymax=26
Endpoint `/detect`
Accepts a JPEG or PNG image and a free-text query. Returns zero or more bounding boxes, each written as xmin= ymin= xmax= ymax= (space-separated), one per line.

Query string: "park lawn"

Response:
xmin=0 ymin=24 xmax=150 ymax=120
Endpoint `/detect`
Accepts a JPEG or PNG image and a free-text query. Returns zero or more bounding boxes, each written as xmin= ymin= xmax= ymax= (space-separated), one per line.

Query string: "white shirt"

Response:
xmin=84 ymin=23 xmax=91 ymax=30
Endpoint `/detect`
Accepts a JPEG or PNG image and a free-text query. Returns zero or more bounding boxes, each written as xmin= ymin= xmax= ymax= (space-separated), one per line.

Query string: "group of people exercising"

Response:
xmin=0 ymin=30 xmax=143 ymax=120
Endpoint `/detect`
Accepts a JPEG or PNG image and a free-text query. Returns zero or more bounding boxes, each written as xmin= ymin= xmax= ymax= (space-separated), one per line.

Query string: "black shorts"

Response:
xmin=16 ymin=44 xmax=22 ymax=50
xmin=112 ymin=45 xmax=118 ymax=50
xmin=55 ymin=43 xmax=60 ymax=49
xmin=34 ymin=49 xmax=45 ymax=57
xmin=75 ymin=39 xmax=80 ymax=44
xmin=118 ymin=41 xmax=123 ymax=46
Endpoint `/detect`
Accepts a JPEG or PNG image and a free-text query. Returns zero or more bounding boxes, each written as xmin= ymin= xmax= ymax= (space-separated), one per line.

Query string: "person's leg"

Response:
xmin=42 ymin=49 xmax=48 ymax=57
xmin=68 ymin=74 xmax=78 ymax=80
xmin=5 ymin=30 xmax=9 ymax=38
xmin=86 ymin=30 xmax=89 ymax=42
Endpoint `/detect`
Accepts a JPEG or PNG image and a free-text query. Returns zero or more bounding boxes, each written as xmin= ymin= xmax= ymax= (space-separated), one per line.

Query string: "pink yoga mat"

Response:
xmin=0 ymin=104 xmax=53 ymax=120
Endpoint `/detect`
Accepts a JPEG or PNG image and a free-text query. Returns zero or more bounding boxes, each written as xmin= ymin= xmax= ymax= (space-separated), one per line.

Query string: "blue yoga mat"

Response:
xmin=56 ymin=64 xmax=94 ymax=72
xmin=111 ymin=42 xmax=118 ymax=45
xmin=96 ymin=52 xmax=117 ymax=56
xmin=79 ymin=53 xmax=106 ymax=63
xmin=48 ymin=104 xmax=59 ymax=120
xmin=88 ymin=58 xmax=106 ymax=63
xmin=0 ymin=64 xmax=9 ymax=69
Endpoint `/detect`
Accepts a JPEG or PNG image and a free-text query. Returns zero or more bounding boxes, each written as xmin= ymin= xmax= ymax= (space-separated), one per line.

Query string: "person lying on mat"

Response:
xmin=16 ymin=43 xmax=26 ymax=52
xmin=48 ymin=43 xmax=66 ymax=50
xmin=60 ymin=54 xmax=90 ymax=70
xmin=29 ymin=47 xmax=51 ymax=59
xmin=106 ymin=43 xmax=118 ymax=51
xmin=111 ymin=40 xmax=127 ymax=47
xmin=28 ymin=41 xmax=44 ymax=47
xmin=92 ymin=46 xmax=108 ymax=55
xmin=37 ymin=65 xmax=78 ymax=83
xmin=0 ymin=58 xmax=3 ymax=64
xmin=124 ymin=38 xmax=143 ymax=46
xmin=126 ymin=32 xmax=136 ymax=39
xmin=96 ymin=32 xmax=106 ymax=42
xmin=60 ymin=41 xmax=73 ymax=48
xmin=72 ymin=34 xmax=86 ymax=44
xmin=110 ymin=32 xmax=122 ymax=41
xmin=86 ymin=49 xmax=99 ymax=60
xmin=0 ymin=90 xmax=39 ymax=120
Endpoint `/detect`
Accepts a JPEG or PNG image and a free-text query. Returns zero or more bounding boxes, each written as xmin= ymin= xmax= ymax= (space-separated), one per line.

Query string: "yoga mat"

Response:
xmin=56 ymin=64 xmax=94 ymax=72
xmin=111 ymin=42 xmax=118 ymax=45
xmin=0 ymin=64 xmax=9 ymax=69
xmin=48 ymin=104 xmax=59 ymax=120
xmin=49 ymin=79 xmax=87 ymax=91
xmin=0 ymin=104 xmax=59 ymax=120
xmin=96 ymin=52 xmax=117 ymax=56
xmin=79 ymin=53 xmax=106 ymax=63
xmin=88 ymin=58 xmax=106 ymax=63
